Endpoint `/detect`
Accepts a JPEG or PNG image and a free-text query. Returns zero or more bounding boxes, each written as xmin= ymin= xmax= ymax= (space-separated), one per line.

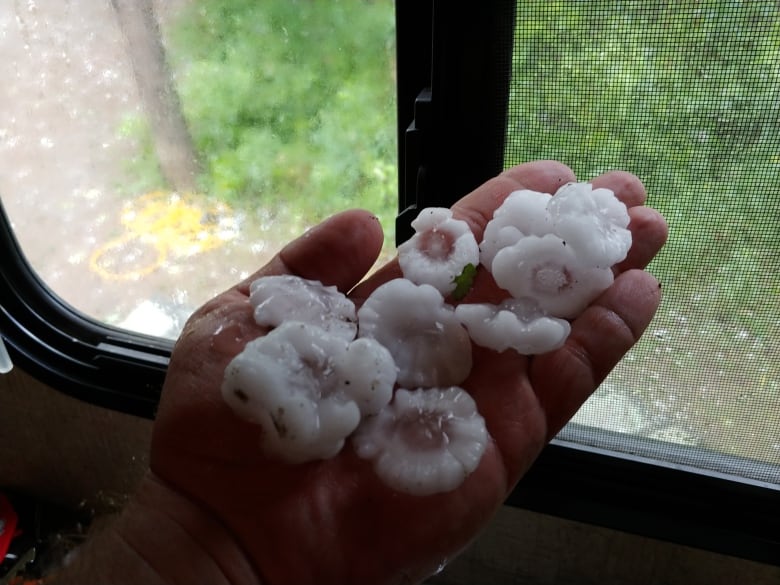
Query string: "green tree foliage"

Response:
xmin=167 ymin=0 xmax=397 ymax=239
xmin=506 ymin=0 xmax=780 ymax=334
xmin=507 ymin=2 xmax=780 ymax=463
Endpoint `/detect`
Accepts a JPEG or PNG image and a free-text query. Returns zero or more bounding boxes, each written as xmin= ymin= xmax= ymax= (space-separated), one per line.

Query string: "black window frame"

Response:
xmin=0 ymin=0 xmax=777 ymax=568
xmin=0 ymin=200 xmax=169 ymax=418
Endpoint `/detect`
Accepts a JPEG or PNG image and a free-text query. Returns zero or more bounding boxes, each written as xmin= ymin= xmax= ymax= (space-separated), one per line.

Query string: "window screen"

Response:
xmin=0 ymin=0 xmax=396 ymax=340
xmin=505 ymin=1 xmax=780 ymax=482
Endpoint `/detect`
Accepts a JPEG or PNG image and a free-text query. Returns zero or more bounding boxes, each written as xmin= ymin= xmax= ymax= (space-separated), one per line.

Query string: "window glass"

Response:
xmin=0 ymin=0 xmax=397 ymax=339
xmin=506 ymin=1 xmax=780 ymax=478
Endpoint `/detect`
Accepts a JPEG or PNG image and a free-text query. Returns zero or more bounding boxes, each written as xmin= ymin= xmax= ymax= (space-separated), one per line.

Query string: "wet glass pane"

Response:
xmin=506 ymin=1 xmax=780 ymax=476
xmin=0 ymin=0 xmax=397 ymax=339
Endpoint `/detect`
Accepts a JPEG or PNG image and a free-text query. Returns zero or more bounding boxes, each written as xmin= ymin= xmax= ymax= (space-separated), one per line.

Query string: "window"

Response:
xmin=0 ymin=0 xmax=397 ymax=340
xmin=0 ymin=0 xmax=396 ymax=415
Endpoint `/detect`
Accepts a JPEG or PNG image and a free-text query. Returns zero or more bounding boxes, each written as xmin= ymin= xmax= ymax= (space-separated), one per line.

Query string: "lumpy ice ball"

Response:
xmin=397 ymin=207 xmax=479 ymax=296
xmin=455 ymin=298 xmax=571 ymax=354
xmin=357 ymin=279 xmax=473 ymax=388
xmin=221 ymin=321 xmax=396 ymax=463
xmin=491 ymin=234 xmax=614 ymax=319
xmin=249 ymin=274 xmax=357 ymax=341
xmin=479 ymin=189 xmax=552 ymax=270
xmin=547 ymin=182 xmax=631 ymax=268
xmin=483 ymin=183 xmax=631 ymax=322
xmin=352 ymin=387 xmax=488 ymax=496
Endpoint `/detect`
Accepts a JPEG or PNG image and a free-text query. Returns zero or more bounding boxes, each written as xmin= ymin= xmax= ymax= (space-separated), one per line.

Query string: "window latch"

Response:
xmin=397 ymin=88 xmax=432 ymax=244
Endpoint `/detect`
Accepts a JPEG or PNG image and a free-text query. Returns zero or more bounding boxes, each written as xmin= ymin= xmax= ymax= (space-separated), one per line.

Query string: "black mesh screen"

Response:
xmin=505 ymin=1 xmax=780 ymax=483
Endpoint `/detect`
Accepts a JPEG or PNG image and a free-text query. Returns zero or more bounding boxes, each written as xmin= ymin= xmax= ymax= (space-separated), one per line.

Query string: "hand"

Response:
xmin=121 ymin=161 xmax=668 ymax=585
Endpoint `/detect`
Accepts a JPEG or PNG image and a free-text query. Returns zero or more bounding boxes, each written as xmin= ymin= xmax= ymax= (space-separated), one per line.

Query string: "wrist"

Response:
xmin=48 ymin=474 xmax=262 ymax=585
xmin=117 ymin=473 xmax=263 ymax=585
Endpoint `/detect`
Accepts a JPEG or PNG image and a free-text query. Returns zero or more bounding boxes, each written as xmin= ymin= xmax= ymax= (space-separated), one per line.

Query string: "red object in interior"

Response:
xmin=0 ymin=493 xmax=19 ymax=560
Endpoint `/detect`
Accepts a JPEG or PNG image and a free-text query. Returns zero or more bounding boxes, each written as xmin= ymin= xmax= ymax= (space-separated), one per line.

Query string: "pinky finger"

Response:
xmin=531 ymin=269 xmax=662 ymax=439
xmin=616 ymin=206 xmax=669 ymax=274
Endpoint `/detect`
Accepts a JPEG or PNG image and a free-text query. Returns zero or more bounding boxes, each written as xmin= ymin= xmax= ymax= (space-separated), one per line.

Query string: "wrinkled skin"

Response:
xmin=146 ymin=161 xmax=668 ymax=584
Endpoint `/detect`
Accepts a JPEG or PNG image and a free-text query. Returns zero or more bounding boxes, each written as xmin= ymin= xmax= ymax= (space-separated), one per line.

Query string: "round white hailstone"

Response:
xmin=479 ymin=189 xmax=552 ymax=270
xmin=480 ymin=222 xmax=524 ymax=273
xmin=352 ymin=387 xmax=488 ymax=496
xmin=491 ymin=234 xmax=614 ymax=319
xmin=221 ymin=321 xmax=365 ymax=463
xmin=547 ymin=182 xmax=631 ymax=268
xmin=249 ymin=274 xmax=357 ymax=341
xmin=397 ymin=207 xmax=479 ymax=295
xmin=455 ymin=298 xmax=571 ymax=355
xmin=357 ymin=279 xmax=473 ymax=388
xmin=332 ymin=337 xmax=398 ymax=416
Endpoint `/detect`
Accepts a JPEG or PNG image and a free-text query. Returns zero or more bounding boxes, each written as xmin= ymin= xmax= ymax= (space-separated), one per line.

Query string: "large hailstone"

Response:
xmin=479 ymin=189 xmax=552 ymax=270
xmin=221 ymin=321 xmax=397 ymax=463
xmin=249 ymin=274 xmax=357 ymax=341
xmin=455 ymin=298 xmax=571 ymax=354
xmin=352 ymin=387 xmax=488 ymax=496
xmin=357 ymin=279 xmax=472 ymax=388
xmin=547 ymin=182 xmax=631 ymax=268
xmin=397 ymin=207 xmax=479 ymax=296
xmin=491 ymin=233 xmax=614 ymax=319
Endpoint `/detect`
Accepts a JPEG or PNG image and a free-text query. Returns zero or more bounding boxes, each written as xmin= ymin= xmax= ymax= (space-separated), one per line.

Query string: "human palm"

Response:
xmin=146 ymin=161 xmax=667 ymax=585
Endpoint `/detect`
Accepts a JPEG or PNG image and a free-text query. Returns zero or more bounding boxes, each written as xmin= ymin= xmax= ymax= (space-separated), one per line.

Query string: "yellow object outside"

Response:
xmin=89 ymin=191 xmax=238 ymax=281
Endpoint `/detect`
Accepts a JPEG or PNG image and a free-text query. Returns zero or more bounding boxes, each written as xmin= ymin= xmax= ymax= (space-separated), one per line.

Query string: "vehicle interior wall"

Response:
xmin=0 ymin=367 xmax=150 ymax=511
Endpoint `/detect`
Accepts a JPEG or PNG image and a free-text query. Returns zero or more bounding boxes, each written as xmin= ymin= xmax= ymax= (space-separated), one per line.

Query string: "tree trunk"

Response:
xmin=112 ymin=0 xmax=199 ymax=193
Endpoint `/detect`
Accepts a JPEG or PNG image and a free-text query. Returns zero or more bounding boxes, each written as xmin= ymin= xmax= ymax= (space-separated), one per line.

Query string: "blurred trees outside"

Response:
xmin=506 ymin=0 xmax=780 ymax=337
xmin=124 ymin=0 xmax=397 ymax=243
xmin=112 ymin=0 xmax=200 ymax=193
xmin=506 ymin=0 xmax=780 ymax=463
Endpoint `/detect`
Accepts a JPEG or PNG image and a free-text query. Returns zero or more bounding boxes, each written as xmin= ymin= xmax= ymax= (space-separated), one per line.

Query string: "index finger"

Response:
xmin=451 ymin=160 xmax=577 ymax=241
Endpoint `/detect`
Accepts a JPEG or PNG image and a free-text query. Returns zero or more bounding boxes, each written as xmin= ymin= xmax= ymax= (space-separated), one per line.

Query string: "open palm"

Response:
xmin=144 ymin=161 xmax=668 ymax=585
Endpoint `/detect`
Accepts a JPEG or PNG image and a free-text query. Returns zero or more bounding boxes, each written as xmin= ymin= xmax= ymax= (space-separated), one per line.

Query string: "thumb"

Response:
xmin=236 ymin=209 xmax=385 ymax=294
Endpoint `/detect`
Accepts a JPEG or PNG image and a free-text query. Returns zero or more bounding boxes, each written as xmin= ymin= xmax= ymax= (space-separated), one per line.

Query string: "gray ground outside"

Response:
xmin=0 ymin=0 xmax=270 ymax=338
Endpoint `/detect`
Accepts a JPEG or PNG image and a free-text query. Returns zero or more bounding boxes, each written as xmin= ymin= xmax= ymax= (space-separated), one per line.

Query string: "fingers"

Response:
xmin=530 ymin=269 xmax=662 ymax=439
xmin=591 ymin=170 xmax=647 ymax=207
xmin=618 ymin=206 xmax=669 ymax=272
xmin=465 ymin=346 xmax=547 ymax=484
xmin=352 ymin=161 xmax=578 ymax=299
xmin=236 ymin=209 xmax=385 ymax=295
xmin=452 ymin=160 xmax=576 ymax=240
xmin=591 ymin=170 xmax=668 ymax=272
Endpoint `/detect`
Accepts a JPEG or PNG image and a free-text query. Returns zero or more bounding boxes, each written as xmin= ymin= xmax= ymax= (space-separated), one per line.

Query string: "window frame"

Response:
xmin=0 ymin=0 xmax=776 ymax=568
xmin=516 ymin=429 xmax=780 ymax=565
xmin=0 ymin=200 xmax=168 ymax=418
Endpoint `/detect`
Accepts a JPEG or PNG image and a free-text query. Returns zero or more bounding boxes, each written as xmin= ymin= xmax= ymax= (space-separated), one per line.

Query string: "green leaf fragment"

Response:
xmin=451 ymin=263 xmax=478 ymax=301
